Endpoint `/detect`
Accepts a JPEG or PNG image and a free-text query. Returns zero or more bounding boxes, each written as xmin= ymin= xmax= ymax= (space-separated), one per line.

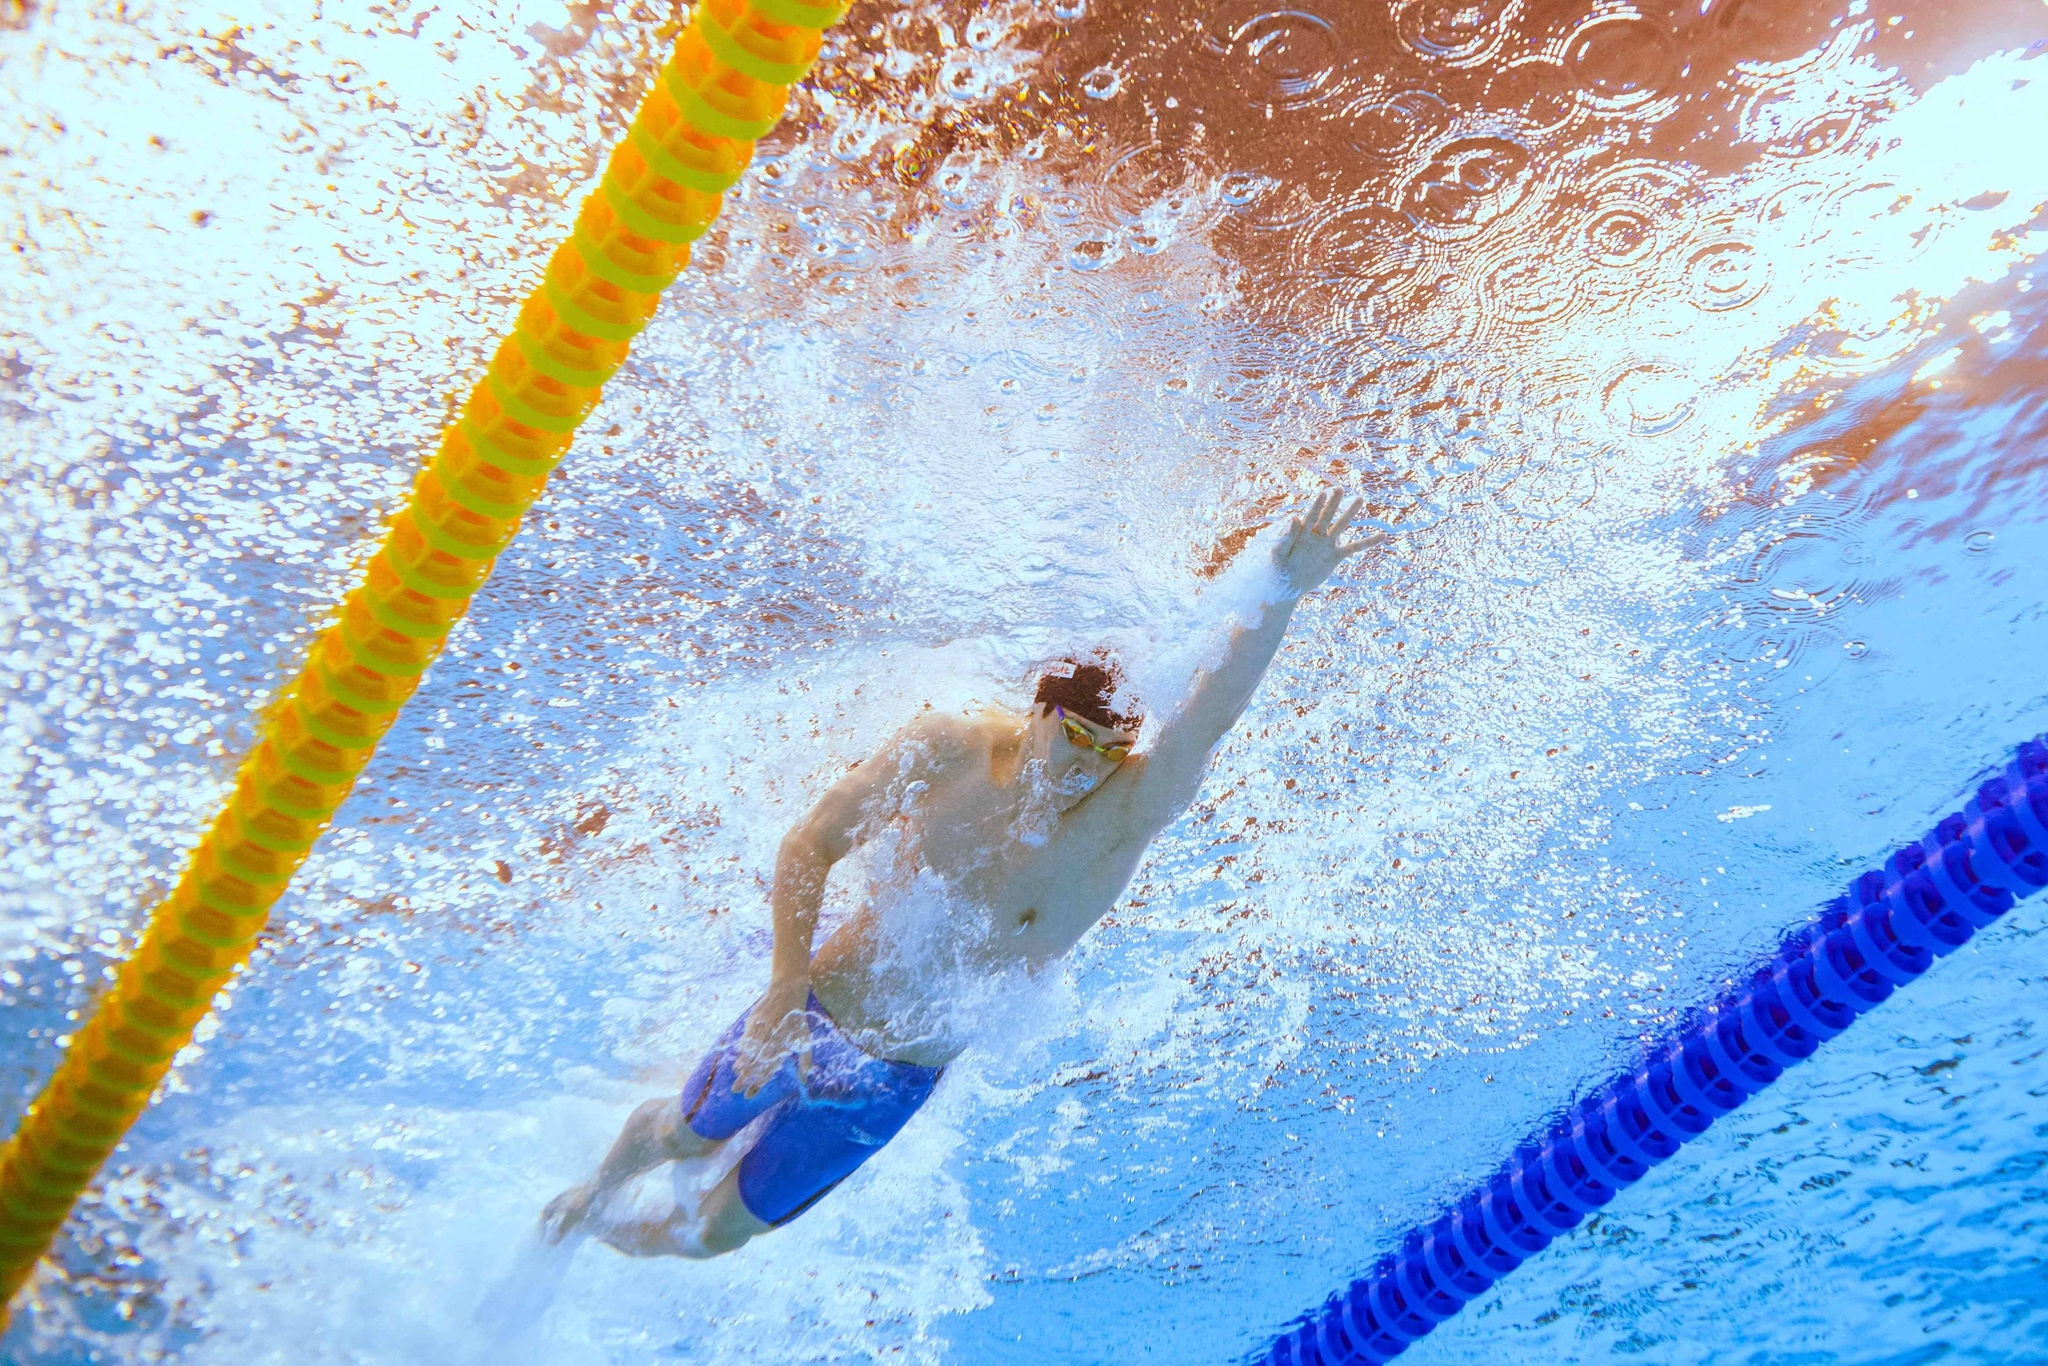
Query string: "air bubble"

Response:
xmin=1218 ymin=170 xmax=1279 ymax=206
xmin=941 ymin=57 xmax=990 ymax=101
xmin=964 ymin=15 xmax=1005 ymax=49
xmin=1080 ymin=65 xmax=1123 ymax=100
xmin=1096 ymin=143 xmax=1189 ymax=226
xmin=1042 ymin=189 xmax=1087 ymax=221
xmin=1585 ymin=206 xmax=1656 ymax=266
xmin=1339 ymin=88 xmax=1450 ymax=165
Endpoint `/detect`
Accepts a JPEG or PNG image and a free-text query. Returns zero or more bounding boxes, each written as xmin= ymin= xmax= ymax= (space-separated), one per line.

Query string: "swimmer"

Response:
xmin=541 ymin=491 xmax=1378 ymax=1258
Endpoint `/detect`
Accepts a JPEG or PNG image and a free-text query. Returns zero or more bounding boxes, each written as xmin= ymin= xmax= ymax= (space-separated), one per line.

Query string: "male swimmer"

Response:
xmin=542 ymin=492 xmax=1377 ymax=1257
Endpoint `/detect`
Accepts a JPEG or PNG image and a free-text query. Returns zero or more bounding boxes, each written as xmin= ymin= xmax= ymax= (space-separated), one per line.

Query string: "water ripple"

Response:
xmin=1601 ymin=360 xmax=1698 ymax=437
xmin=1223 ymin=6 xmax=1343 ymax=111
xmin=1336 ymin=87 xmax=1451 ymax=167
xmin=1395 ymin=0 xmax=1519 ymax=67
xmin=1402 ymin=134 xmax=1537 ymax=238
xmin=1564 ymin=12 xmax=1680 ymax=114
xmin=1685 ymin=227 xmax=1773 ymax=313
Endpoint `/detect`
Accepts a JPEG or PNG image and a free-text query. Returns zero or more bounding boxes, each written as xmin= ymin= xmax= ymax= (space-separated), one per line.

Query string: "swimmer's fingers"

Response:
xmin=1321 ymin=492 xmax=1377 ymax=551
xmin=1285 ymin=493 xmax=1311 ymax=539
xmin=1329 ymin=497 xmax=1377 ymax=550
xmin=1283 ymin=490 xmax=1331 ymax=554
xmin=1278 ymin=507 xmax=1307 ymax=558
xmin=731 ymin=1036 xmax=769 ymax=1097
xmin=732 ymin=1007 xmax=791 ymax=1096
xmin=1314 ymin=494 xmax=1352 ymax=539
xmin=735 ymin=1034 xmax=789 ymax=1097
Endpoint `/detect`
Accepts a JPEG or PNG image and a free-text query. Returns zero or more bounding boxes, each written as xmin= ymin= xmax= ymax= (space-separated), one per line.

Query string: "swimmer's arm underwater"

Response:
xmin=729 ymin=717 xmax=962 ymax=1094
xmin=729 ymin=761 xmax=869 ymax=1094
xmin=1124 ymin=492 xmax=1379 ymax=821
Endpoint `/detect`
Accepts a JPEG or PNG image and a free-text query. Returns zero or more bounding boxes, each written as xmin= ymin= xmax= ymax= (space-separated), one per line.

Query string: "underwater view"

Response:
xmin=4 ymin=0 xmax=2048 ymax=1359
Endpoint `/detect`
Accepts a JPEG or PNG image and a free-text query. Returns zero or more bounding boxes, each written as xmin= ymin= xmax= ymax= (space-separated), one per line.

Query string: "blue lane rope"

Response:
xmin=1260 ymin=736 xmax=2048 ymax=1366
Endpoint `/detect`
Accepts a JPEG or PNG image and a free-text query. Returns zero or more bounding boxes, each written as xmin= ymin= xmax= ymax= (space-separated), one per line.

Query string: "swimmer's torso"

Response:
xmin=809 ymin=712 xmax=1166 ymax=1066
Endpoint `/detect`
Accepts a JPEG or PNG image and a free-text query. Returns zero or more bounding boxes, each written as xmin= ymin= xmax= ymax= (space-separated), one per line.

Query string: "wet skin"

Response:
xmin=542 ymin=492 xmax=1378 ymax=1257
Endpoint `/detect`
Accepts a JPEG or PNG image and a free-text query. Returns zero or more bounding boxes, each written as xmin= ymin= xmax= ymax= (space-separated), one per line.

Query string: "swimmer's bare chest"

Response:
xmin=816 ymin=741 xmax=1156 ymax=981
xmin=910 ymin=763 xmax=1148 ymax=954
xmin=803 ymin=722 xmax=1185 ymax=1066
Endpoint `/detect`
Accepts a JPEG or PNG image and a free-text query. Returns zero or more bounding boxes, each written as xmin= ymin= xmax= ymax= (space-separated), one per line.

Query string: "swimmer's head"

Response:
xmin=1026 ymin=656 xmax=1139 ymax=805
xmin=1031 ymin=656 xmax=1139 ymax=734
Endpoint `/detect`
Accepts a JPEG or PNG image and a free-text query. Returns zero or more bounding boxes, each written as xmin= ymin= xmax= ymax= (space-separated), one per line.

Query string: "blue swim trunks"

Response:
xmin=680 ymin=993 xmax=942 ymax=1227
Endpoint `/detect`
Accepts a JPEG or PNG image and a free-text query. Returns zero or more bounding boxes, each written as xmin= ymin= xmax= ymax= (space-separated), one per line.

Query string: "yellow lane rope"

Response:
xmin=0 ymin=0 xmax=846 ymax=1317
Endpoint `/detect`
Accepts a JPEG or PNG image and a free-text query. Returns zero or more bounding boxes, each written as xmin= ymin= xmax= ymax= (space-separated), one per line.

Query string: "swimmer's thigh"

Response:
xmin=694 ymin=1163 xmax=775 ymax=1254
xmin=733 ymin=1092 xmax=931 ymax=1227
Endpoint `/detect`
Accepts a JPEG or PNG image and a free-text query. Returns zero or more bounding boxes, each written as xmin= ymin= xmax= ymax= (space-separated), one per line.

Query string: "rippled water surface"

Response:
xmin=4 ymin=0 xmax=2048 ymax=1360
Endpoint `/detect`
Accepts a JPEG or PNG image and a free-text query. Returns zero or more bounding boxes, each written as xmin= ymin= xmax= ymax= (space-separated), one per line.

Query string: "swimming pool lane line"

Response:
xmin=1260 ymin=737 xmax=2048 ymax=1366
xmin=0 ymin=0 xmax=851 ymax=1323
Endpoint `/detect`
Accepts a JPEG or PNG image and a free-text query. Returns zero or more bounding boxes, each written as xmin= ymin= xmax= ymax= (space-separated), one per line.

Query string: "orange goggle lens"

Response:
xmin=1061 ymin=715 xmax=1131 ymax=762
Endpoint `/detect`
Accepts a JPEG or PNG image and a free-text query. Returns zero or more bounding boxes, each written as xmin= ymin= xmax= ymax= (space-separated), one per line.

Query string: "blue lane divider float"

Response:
xmin=1261 ymin=737 xmax=2048 ymax=1366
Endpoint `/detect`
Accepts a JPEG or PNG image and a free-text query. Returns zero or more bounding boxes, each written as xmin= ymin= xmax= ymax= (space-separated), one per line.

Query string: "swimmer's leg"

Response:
xmin=596 ymin=1163 xmax=772 ymax=1259
xmin=541 ymin=1097 xmax=718 ymax=1244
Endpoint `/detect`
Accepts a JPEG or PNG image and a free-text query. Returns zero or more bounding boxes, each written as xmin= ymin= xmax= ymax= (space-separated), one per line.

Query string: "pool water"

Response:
xmin=3 ymin=0 xmax=2047 ymax=1360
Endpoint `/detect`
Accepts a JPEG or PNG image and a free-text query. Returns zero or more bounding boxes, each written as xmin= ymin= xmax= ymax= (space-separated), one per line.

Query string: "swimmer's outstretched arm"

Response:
xmin=1126 ymin=492 xmax=1378 ymax=820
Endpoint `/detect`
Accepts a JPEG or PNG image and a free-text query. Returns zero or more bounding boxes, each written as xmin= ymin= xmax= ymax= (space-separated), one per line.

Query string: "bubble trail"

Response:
xmin=1258 ymin=737 xmax=2048 ymax=1366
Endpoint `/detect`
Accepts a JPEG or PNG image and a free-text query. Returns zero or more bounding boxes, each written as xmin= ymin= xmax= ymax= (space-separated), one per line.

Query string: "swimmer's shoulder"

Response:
xmin=873 ymin=708 xmax=1007 ymax=774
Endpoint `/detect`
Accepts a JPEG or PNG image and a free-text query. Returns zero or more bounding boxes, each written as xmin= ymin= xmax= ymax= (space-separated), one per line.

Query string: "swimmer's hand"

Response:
xmin=733 ymin=976 xmax=813 ymax=1097
xmin=1272 ymin=490 xmax=1379 ymax=600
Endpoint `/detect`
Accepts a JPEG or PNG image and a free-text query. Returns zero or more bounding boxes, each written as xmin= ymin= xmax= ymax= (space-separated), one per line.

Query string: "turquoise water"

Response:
xmin=3 ymin=0 xmax=2047 ymax=1360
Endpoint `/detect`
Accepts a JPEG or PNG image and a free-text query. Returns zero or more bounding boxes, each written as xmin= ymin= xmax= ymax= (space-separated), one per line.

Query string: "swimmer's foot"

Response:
xmin=539 ymin=1182 xmax=600 ymax=1245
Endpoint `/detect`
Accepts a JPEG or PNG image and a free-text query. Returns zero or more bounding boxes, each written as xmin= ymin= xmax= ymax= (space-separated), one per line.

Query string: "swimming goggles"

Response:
xmin=1055 ymin=706 xmax=1132 ymax=762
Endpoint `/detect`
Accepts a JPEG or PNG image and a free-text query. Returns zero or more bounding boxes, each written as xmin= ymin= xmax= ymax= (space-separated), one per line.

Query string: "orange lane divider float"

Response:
xmin=0 ymin=0 xmax=847 ymax=1320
